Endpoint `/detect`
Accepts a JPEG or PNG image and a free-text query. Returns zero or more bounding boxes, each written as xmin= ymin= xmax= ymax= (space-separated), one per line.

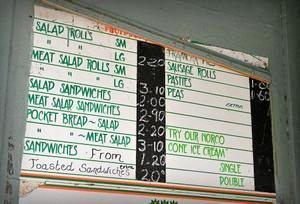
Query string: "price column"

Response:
xmin=136 ymin=41 xmax=166 ymax=182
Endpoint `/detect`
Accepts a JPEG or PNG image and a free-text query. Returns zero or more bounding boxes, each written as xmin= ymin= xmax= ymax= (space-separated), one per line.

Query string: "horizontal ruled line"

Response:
xmin=33 ymin=31 xmax=137 ymax=54
xmin=166 ymin=181 xmax=254 ymax=192
xmin=27 ymin=105 xmax=136 ymax=123
xmin=29 ymin=74 xmax=136 ymax=95
xmin=166 ymin=111 xmax=251 ymax=127
xmin=28 ymin=89 xmax=136 ymax=108
xmin=167 ymin=167 xmax=254 ymax=179
xmin=33 ymin=45 xmax=136 ymax=68
xmin=31 ymin=60 xmax=136 ymax=81
xmin=25 ymin=136 xmax=135 ymax=151
xmin=34 ymin=17 xmax=138 ymax=43
xmin=166 ymin=97 xmax=250 ymax=114
xmin=23 ymin=152 xmax=135 ymax=166
xmin=21 ymin=169 xmax=135 ymax=181
xmin=166 ymin=139 xmax=253 ymax=152
xmin=165 ymin=71 xmax=248 ymax=90
xmin=165 ymin=58 xmax=247 ymax=78
xmin=167 ymin=153 xmax=253 ymax=165
xmin=166 ymin=125 xmax=252 ymax=139
xmin=26 ymin=121 xmax=136 ymax=137
xmin=166 ymin=84 xmax=249 ymax=102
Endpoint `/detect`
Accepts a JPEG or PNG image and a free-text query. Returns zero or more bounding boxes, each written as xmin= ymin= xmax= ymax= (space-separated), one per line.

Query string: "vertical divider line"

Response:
xmin=136 ymin=41 xmax=166 ymax=182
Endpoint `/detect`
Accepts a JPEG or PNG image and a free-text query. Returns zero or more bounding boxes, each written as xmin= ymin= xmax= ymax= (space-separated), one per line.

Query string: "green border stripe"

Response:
xmin=166 ymin=139 xmax=252 ymax=152
xmin=166 ymin=97 xmax=250 ymax=114
xmin=29 ymin=74 xmax=136 ymax=94
xmin=28 ymin=90 xmax=135 ymax=108
xmin=167 ymin=181 xmax=255 ymax=192
xmin=25 ymin=136 xmax=135 ymax=151
xmin=33 ymin=31 xmax=137 ymax=54
xmin=26 ymin=120 xmax=136 ymax=137
xmin=167 ymin=167 xmax=254 ymax=179
xmin=167 ymin=111 xmax=251 ymax=127
xmin=166 ymin=125 xmax=252 ymax=139
xmin=165 ymin=58 xmax=247 ymax=77
xmin=167 ymin=153 xmax=253 ymax=165
xmin=165 ymin=71 xmax=248 ymax=89
xmin=166 ymin=84 xmax=249 ymax=102
xmin=31 ymin=60 xmax=136 ymax=81
xmin=33 ymin=45 xmax=136 ymax=68
xmin=23 ymin=152 xmax=135 ymax=166
xmin=27 ymin=105 xmax=136 ymax=123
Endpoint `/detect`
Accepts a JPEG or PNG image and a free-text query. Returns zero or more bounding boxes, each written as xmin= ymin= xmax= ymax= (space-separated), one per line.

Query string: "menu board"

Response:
xmin=21 ymin=5 xmax=269 ymax=193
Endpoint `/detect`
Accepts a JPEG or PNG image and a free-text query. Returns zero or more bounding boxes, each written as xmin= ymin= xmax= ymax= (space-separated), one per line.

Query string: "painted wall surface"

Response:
xmin=77 ymin=0 xmax=280 ymax=59
xmin=0 ymin=0 xmax=34 ymax=203
xmin=283 ymin=0 xmax=300 ymax=203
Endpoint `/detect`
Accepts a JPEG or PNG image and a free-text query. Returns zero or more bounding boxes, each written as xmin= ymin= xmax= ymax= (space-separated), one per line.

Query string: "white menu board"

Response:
xmin=164 ymin=49 xmax=253 ymax=190
xmin=21 ymin=5 xmax=254 ymax=192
